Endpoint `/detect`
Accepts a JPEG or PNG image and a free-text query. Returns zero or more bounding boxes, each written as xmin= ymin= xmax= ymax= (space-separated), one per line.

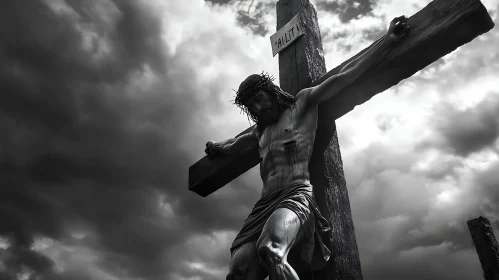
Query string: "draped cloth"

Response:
xmin=230 ymin=182 xmax=332 ymax=271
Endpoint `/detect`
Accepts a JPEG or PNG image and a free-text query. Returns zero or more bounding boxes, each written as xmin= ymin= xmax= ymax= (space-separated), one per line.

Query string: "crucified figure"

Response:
xmin=205 ymin=16 xmax=410 ymax=280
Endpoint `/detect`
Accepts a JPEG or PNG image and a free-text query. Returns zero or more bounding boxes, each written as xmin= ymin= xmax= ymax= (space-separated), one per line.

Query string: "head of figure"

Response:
xmin=234 ymin=73 xmax=296 ymax=133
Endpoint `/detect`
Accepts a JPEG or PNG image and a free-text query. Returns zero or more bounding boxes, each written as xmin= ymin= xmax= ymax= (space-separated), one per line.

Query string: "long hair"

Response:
xmin=234 ymin=72 xmax=296 ymax=135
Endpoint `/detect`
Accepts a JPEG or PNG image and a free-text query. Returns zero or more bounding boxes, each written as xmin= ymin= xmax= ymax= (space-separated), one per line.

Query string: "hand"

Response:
xmin=387 ymin=15 xmax=410 ymax=42
xmin=205 ymin=141 xmax=223 ymax=159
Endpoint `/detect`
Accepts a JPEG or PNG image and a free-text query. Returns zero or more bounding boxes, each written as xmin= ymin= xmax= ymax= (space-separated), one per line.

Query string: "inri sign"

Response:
xmin=270 ymin=14 xmax=304 ymax=57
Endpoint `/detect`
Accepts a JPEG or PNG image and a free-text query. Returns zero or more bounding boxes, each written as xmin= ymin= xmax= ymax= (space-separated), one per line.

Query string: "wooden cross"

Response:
xmin=468 ymin=216 xmax=499 ymax=279
xmin=189 ymin=0 xmax=494 ymax=279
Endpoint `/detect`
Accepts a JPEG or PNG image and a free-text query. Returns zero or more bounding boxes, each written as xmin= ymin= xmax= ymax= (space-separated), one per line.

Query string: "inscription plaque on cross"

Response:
xmin=189 ymin=0 xmax=494 ymax=279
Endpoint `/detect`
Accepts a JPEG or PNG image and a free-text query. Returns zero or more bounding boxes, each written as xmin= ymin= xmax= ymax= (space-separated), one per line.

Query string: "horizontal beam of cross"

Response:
xmin=189 ymin=0 xmax=494 ymax=197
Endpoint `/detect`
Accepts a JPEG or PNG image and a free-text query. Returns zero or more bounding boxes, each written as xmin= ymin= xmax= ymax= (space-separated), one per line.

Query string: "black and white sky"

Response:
xmin=0 ymin=0 xmax=498 ymax=279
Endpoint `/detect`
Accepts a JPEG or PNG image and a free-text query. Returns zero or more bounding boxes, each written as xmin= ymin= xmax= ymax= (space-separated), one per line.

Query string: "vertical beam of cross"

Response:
xmin=468 ymin=216 xmax=499 ymax=280
xmin=276 ymin=1 xmax=362 ymax=279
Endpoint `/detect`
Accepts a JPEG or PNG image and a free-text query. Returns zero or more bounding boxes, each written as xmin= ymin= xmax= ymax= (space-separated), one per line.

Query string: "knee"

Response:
xmin=226 ymin=260 xmax=249 ymax=280
xmin=225 ymin=270 xmax=238 ymax=280
xmin=257 ymin=241 xmax=285 ymax=264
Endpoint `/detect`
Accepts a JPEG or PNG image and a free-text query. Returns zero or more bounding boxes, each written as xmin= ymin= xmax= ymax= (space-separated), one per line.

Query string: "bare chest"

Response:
xmin=258 ymin=105 xmax=317 ymax=157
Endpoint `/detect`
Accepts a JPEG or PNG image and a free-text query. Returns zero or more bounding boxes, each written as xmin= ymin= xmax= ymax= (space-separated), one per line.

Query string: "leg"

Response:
xmin=227 ymin=241 xmax=268 ymax=280
xmin=256 ymin=208 xmax=303 ymax=280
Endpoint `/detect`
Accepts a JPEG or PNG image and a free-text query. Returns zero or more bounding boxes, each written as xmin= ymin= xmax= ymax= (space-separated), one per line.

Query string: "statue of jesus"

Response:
xmin=205 ymin=16 xmax=409 ymax=280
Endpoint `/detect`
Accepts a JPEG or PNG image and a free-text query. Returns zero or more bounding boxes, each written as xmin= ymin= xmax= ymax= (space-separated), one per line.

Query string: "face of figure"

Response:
xmin=245 ymin=89 xmax=280 ymax=123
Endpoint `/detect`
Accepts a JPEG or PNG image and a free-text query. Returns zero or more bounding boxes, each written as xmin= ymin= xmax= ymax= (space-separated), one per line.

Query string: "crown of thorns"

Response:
xmin=233 ymin=71 xmax=275 ymax=107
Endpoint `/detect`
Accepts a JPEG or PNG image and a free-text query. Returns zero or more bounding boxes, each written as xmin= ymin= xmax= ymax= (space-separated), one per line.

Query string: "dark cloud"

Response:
xmin=236 ymin=10 xmax=269 ymax=36
xmin=205 ymin=0 xmax=233 ymax=5
xmin=318 ymin=0 xmax=374 ymax=23
xmin=0 ymin=0 xmax=174 ymax=277
xmin=2 ymin=0 xmax=496 ymax=279
xmin=360 ymin=247 xmax=481 ymax=280
xmin=422 ymin=92 xmax=499 ymax=157
xmin=345 ymin=141 xmax=487 ymax=279
xmin=206 ymin=0 xmax=273 ymax=36
xmin=0 ymin=0 xmax=257 ymax=279
xmin=0 ymin=238 xmax=61 ymax=280
xmin=419 ymin=157 xmax=464 ymax=181
xmin=375 ymin=114 xmax=399 ymax=132
xmin=474 ymin=161 xmax=499 ymax=213
xmin=236 ymin=1 xmax=273 ymax=36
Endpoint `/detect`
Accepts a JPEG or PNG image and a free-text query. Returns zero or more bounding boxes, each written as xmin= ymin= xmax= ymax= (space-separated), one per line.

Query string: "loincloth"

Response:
xmin=230 ymin=182 xmax=332 ymax=271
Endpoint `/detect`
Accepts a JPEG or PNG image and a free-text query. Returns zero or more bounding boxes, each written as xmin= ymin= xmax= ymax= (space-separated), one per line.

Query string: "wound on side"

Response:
xmin=283 ymin=140 xmax=299 ymax=165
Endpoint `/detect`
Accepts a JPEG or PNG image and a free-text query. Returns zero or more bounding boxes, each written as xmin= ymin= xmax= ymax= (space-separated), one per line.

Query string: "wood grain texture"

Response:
xmin=276 ymin=1 xmax=362 ymax=279
xmin=467 ymin=217 xmax=499 ymax=280
xmin=188 ymin=0 xmax=494 ymax=197
xmin=314 ymin=0 xmax=495 ymax=122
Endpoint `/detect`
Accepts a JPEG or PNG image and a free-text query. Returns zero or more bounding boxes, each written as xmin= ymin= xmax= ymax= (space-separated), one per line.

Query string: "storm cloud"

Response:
xmin=1 ymin=0 xmax=498 ymax=280
xmin=0 ymin=0 xmax=250 ymax=279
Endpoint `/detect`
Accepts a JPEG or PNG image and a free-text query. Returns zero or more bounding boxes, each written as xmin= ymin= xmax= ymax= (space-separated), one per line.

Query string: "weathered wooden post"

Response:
xmin=274 ymin=1 xmax=363 ymax=279
xmin=468 ymin=216 xmax=499 ymax=280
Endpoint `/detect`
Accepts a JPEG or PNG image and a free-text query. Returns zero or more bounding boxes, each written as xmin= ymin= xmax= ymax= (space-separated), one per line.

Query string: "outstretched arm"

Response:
xmin=205 ymin=127 xmax=258 ymax=158
xmin=307 ymin=15 xmax=410 ymax=105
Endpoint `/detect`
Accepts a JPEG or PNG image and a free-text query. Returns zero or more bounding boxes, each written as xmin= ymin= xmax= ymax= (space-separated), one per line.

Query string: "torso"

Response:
xmin=258 ymin=89 xmax=317 ymax=197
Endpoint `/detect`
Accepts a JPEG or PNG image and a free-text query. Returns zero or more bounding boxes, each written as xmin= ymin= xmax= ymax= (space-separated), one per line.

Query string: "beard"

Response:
xmin=258 ymin=109 xmax=282 ymax=127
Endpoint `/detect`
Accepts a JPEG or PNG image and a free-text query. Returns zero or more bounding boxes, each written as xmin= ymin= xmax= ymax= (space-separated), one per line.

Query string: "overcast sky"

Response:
xmin=0 ymin=0 xmax=498 ymax=279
